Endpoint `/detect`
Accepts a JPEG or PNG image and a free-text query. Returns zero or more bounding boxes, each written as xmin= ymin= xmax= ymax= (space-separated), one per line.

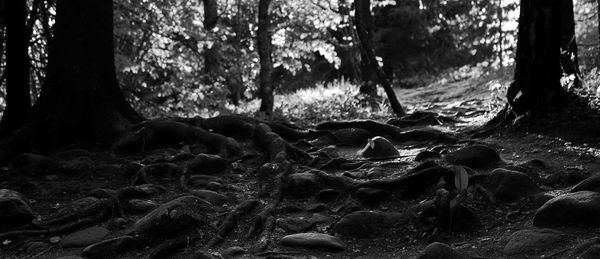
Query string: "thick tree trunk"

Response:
xmin=506 ymin=0 xmax=566 ymax=115
xmin=354 ymin=0 xmax=405 ymax=116
xmin=0 ymin=0 xmax=31 ymax=138
xmin=0 ymin=0 xmax=143 ymax=164
xmin=257 ymin=0 xmax=274 ymax=115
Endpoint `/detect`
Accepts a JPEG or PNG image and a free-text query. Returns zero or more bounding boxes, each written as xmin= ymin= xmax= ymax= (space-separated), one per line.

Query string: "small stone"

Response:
xmin=49 ymin=236 xmax=61 ymax=244
xmin=316 ymin=189 xmax=342 ymax=202
xmin=283 ymin=172 xmax=321 ymax=199
xmin=332 ymin=210 xmax=391 ymax=238
xmin=81 ymin=236 xmax=138 ymax=259
xmin=26 ymin=241 xmax=49 ymax=254
xmin=358 ymin=136 xmax=399 ymax=159
xmin=280 ymin=233 xmax=345 ymax=252
xmin=107 ymin=217 xmax=128 ymax=230
xmin=488 ymin=168 xmax=538 ymax=201
xmin=356 ymin=188 xmax=389 ymax=206
xmin=0 ymin=189 xmax=34 ymax=231
xmin=417 ymin=242 xmax=467 ymax=259
xmin=444 ymin=145 xmax=502 ymax=168
xmin=222 ymin=246 xmax=246 ymax=258
xmin=534 ymin=191 xmax=600 ymax=227
xmin=503 ymin=228 xmax=563 ymax=255
xmin=60 ymin=226 xmax=110 ymax=248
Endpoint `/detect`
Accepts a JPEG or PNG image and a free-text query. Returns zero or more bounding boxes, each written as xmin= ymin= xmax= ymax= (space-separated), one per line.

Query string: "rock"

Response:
xmin=414 ymin=150 xmax=441 ymax=162
xmin=60 ymin=226 xmax=110 ymax=248
xmin=81 ymin=236 xmax=138 ymax=259
xmin=503 ymin=228 xmax=563 ymax=255
xmin=10 ymin=153 xmax=58 ymax=176
xmin=0 ymin=189 xmax=34 ymax=230
xmin=316 ymin=189 xmax=342 ymax=202
xmin=358 ymin=136 xmax=399 ymax=159
xmin=332 ymin=210 xmax=391 ymax=238
xmin=444 ymin=145 xmax=501 ymax=168
xmin=571 ymin=173 xmax=600 ymax=193
xmin=189 ymin=189 xmax=228 ymax=205
xmin=186 ymin=154 xmax=232 ymax=175
xmin=277 ymin=214 xmax=332 ymax=232
xmin=125 ymin=199 xmax=159 ymax=214
xmin=488 ymin=168 xmax=538 ymax=201
xmin=26 ymin=241 xmax=49 ymax=254
xmin=534 ymin=191 xmax=600 ymax=227
xmin=130 ymin=196 xmax=214 ymax=238
xmin=283 ymin=172 xmax=321 ymax=199
xmin=222 ymin=246 xmax=246 ymax=258
xmin=417 ymin=242 xmax=467 ymax=259
xmin=355 ymin=188 xmax=389 ymax=206
xmin=280 ymin=233 xmax=345 ymax=252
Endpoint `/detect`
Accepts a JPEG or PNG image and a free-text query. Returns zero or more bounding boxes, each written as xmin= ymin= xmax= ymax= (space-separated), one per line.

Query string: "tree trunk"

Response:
xmin=0 ymin=0 xmax=143 ymax=164
xmin=498 ymin=0 xmax=504 ymax=68
xmin=559 ymin=0 xmax=582 ymax=89
xmin=506 ymin=0 xmax=567 ymax=115
xmin=257 ymin=0 xmax=274 ymax=115
xmin=203 ymin=0 xmax=222 ymax=83
xmin=354 ymin=0 xmax=405 ymax=116
xmin=0 ymin=0 xmax=31 ymax=138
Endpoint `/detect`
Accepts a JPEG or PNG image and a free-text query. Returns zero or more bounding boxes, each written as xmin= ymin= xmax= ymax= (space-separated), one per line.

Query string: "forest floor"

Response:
xmin=3 ymin=73 xmax=600 ymax=259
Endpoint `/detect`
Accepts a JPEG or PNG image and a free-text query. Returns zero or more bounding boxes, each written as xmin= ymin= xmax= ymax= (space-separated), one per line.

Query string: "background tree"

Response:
xmin=257 ymin=0 xmax=274 ymax=115
xmin=0 ymin=0 xmax=143 ymax=164
xmin=0 ymin=0 xmax=31 ymax=138
xmin=354 ymin=0 xmax=404 ymax=116
xmin=507 ymin=0 xmax=577 ymax=115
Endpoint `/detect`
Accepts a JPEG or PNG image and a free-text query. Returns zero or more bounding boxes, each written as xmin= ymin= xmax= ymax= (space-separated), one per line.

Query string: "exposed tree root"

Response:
xmin=148 ymin=234 xmax=202 ymax=259
xmin=205 ymin=200 xmax=260 ymax=248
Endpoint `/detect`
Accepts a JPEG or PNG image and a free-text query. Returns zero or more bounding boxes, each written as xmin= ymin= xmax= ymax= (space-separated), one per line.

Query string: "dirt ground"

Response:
xmin=2 ymin=76 xmax=600 ymax=259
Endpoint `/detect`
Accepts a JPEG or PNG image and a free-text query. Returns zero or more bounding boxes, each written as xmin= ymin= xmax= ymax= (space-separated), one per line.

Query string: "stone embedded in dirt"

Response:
xmin=0 ymin=189 xmax=34 ymax=230
xmin=81 ymin=236 xmax=138 ymax=259
xmin=283 ymin=172 xmax=321 ymax=199
xmin=332 ymin=210 xmax=391 ymax=238
xmin=502 ymin=228 xmax=563 ymax=255
xmin=355 ymin=188 xmax=389 ymax=206
xmin=222 ymin=246 xmax=246 ymax=257
xmin=189 ymin=189 xmax=229 ymax=205
xmin=414 ymin=150 xmax=441 ymax=162
xmin=417 ymin=242 xmax=467 ymax=259
xmin=570 ymin=173 xmax=600 ymax=193
xmin=488 ymin=168 xmax=539 ymax=201
xmin=125 ymin=199 xmax=159 ymax=214
xmin=130 ymin=196 xmax=215 ymax=238
xmin=358 ymin=136 xmax=399 ymax=159
xmin=59 ymin=226 xmax=110 ymax=248
xmin=534 ymin=191 xmax=600 ymax=227
xmin=185 ymin=154 xmax=232 ymax=175
xmin=280 ymin=232 xmax=345 ymax=252
xmin=443 ymin=144 xmax=502 ymax=168
xmin=316 ymin=189 xmax=342 ymax=202
xmin=26 ymin=241 xmax=49 ymax=254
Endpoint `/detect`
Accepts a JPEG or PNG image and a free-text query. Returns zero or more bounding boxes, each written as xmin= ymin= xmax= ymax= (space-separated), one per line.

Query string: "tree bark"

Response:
xmin=257 ymin=0 xmax=274 ymax=115
xmin=354 ymin=0 xmax=405 ymax=116
xmin=0 ymin=0 xmax=143 ymax=164
xmin=0 ymin=0 xmax=32 ymax=138
xmin=506 ymin=0 xmax=566 ymax=115
xmin=559 ymin=0 xmax=582 ymax=89
xmin=203 ymin=0 xmax=222 ymax=83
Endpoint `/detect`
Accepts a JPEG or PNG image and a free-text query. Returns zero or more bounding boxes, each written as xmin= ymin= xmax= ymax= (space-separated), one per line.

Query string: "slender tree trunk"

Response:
xmin=507 ymin=0 xmax=567 ymax=115
xmin=0 ymin=0 xmax=32 ymax=138
xmin=598 ymin=0 xmax=600 ymax=64
xmin=257 ymin=0 xmax=274 ymax=115
xmin=559 ymin=0 xmax=582 ymax=89
xmin=0 ymin=0 xmax=143 ymax=164
xmin=203 ymin=0 xmax=222 ymax=82
xmin=354 ymin=0 xmax=405 ymax=116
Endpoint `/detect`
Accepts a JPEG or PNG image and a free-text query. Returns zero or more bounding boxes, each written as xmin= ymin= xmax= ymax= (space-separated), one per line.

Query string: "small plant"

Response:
xmin=448 ymin=166 xmax=469 ymax=231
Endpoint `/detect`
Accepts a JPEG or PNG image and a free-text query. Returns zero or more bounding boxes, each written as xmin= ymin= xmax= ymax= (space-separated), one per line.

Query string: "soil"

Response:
xmin=2 ymin=76 xmax=600 ymax=259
